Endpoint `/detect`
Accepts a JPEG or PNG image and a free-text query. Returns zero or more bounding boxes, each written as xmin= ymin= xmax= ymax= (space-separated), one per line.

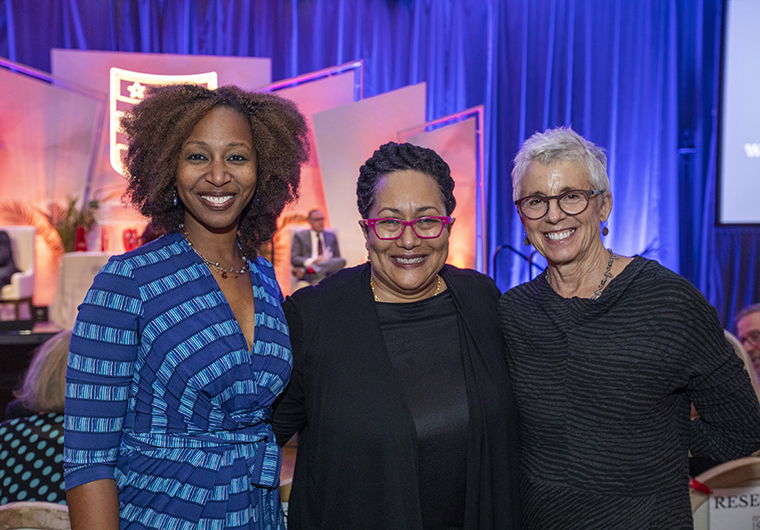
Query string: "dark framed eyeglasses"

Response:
xmin=361 ymin=216 xmax=453 ymax=240
xmin=515 ymin=189 xmax=603 ymax=220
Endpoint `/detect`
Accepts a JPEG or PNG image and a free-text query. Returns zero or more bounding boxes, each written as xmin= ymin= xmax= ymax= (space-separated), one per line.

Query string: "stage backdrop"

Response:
xmin=400 ymin=108 xmax=485 ymax=272
xmin=1 ymin=0 xmax=756 ymax=327
xmin=0 ymin=63 xmax=104 ymax=306
xmin=265 ymin=64 xmax=361 ymax=294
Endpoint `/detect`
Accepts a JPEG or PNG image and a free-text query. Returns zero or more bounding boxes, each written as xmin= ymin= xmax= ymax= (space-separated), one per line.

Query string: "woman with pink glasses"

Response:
xmin=273 ymin=142 xmax=521 ymax=530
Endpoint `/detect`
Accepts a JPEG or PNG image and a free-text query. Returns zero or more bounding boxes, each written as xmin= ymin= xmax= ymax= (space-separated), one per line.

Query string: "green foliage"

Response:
xmin=50 ymin=198 xmax=99 ymax=252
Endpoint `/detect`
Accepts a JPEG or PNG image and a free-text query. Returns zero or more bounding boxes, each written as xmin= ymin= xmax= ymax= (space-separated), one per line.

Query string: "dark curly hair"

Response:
xmin=120 ymin=84 xmax=309 ymax=257
xmin=356 ymin=142 xmax=456 ymax=219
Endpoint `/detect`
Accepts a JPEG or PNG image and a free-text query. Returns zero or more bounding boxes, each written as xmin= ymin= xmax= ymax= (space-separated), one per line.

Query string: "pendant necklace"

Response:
xmin=184 ymin=231 xmax=249 ymax=279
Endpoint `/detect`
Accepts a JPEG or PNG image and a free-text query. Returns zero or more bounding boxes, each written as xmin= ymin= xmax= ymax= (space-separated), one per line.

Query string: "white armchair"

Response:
xmin=0 ymin=225 xmax=36 ymax=320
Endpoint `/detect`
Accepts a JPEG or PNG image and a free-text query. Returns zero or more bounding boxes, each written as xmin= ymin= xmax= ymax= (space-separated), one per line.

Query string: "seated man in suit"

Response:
xmin=292 ymin=209 xmax=346 ymax=286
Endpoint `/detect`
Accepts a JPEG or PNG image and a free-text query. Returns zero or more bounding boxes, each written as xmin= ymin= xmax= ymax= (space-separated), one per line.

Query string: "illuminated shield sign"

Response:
xmin=109 ymin=67 xmax=218 ymax=176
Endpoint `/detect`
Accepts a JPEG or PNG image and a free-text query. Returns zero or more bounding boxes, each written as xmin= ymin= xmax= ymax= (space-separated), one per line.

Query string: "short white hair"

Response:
xmin=512 ymin=126 xmax=610 ymax=201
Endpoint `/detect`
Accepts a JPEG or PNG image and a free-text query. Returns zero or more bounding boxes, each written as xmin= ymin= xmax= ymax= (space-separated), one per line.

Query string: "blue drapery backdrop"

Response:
xmin=1 ymin=0 xmax=757 ymax=328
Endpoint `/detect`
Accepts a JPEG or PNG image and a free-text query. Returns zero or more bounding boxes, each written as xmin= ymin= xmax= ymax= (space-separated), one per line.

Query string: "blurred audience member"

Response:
xmin=737 ymin=303 xmax=760 ymax=375
xmin=291 ymin=208 xmax=346 ymax=287
xmin=0 ymin=330 xmax=71 ymax=504
xmin=0 ymin=230 xmax=18 ymax=289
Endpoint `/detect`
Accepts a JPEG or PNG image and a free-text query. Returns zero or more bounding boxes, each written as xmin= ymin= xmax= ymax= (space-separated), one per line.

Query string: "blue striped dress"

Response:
xmin=63 ymin=232 xmax=291 ymax=530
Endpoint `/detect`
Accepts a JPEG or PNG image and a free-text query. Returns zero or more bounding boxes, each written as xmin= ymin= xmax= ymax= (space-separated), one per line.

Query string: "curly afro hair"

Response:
xmin=120 ymin=83 xmax=309 ymax=257
xmin=356 ymin=142 xmax=456 ymax=219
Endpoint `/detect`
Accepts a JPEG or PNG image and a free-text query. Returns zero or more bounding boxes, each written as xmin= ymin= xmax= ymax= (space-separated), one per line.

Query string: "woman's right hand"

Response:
xmin=66 ymin=479 xmax=120 ymax=530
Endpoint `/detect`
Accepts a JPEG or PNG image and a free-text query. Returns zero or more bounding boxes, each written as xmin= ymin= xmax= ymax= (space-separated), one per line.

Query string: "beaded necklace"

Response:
xmin=184 ymin=231 xmax=249 ymax=279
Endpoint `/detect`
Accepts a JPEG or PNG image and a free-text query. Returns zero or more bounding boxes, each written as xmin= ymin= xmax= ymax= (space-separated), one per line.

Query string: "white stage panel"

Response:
xmin=312 ymin=83 xmax=427 ymax=268
xmin=400 ymin=110 xmax=483 ymax=272
xmin=265 ymin=67 xmax=360 ymax=293
xmin=0 ymin=65 xmax=104 ymax=305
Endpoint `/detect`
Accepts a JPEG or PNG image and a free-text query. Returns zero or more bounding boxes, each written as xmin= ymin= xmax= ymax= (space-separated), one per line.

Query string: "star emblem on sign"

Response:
xmin=127 ymin=81 xmax=146 ymax=99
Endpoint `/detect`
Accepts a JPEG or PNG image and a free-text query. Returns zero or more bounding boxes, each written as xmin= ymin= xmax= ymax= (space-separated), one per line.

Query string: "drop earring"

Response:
xmin=172 ymin=188 xmax=179 ymax=208
xmin=523 ymin=233 xmax=531 ymax=246
xmin=602 ymin=221 xmax=609 ymax=236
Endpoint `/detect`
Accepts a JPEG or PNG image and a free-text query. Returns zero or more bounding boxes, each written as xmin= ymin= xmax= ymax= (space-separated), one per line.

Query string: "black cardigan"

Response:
xmin=272 ymin=263 xmax=521 ymax=529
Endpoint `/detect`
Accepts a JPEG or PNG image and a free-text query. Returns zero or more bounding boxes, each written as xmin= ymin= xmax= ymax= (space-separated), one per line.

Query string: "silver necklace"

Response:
xmin=370 ymin=274 xmax=442 ymax=302
xmin=590 ymin=248 xmax=618 ymax=300
xmin=184 ymin=231 xmax=249 ymax=279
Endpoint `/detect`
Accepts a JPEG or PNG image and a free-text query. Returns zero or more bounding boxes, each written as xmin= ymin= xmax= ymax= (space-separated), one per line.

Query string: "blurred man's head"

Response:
xmin=308 ymin=209 xmax=325 ymax=234
xmin=737 ymin=303 xmax=760 ymax=373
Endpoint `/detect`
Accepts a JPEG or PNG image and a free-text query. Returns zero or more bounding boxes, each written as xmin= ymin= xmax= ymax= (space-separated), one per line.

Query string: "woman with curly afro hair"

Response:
xmin=64 ymin=84 xmax=309 ymax=530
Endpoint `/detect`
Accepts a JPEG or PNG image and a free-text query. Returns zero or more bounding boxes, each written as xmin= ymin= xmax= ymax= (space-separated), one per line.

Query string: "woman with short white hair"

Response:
xmin=500 ymin=126 xmax=760 ymax=529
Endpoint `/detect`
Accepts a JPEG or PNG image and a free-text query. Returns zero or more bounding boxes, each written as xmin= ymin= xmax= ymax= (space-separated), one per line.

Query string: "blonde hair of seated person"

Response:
xmin=14 ymin=329 xmax=71 ymax=414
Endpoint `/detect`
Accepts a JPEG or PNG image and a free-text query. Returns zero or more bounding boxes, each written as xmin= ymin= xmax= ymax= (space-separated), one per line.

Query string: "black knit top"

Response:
xmin=498 ymin=256 xmax=760 ymax=529
xmin=377 ymin=291 xmax=469 ymax=528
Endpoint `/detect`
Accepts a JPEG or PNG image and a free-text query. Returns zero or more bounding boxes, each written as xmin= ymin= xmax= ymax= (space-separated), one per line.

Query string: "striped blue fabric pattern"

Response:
xmin=63 ymin=232 xmax=291 ymax=529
